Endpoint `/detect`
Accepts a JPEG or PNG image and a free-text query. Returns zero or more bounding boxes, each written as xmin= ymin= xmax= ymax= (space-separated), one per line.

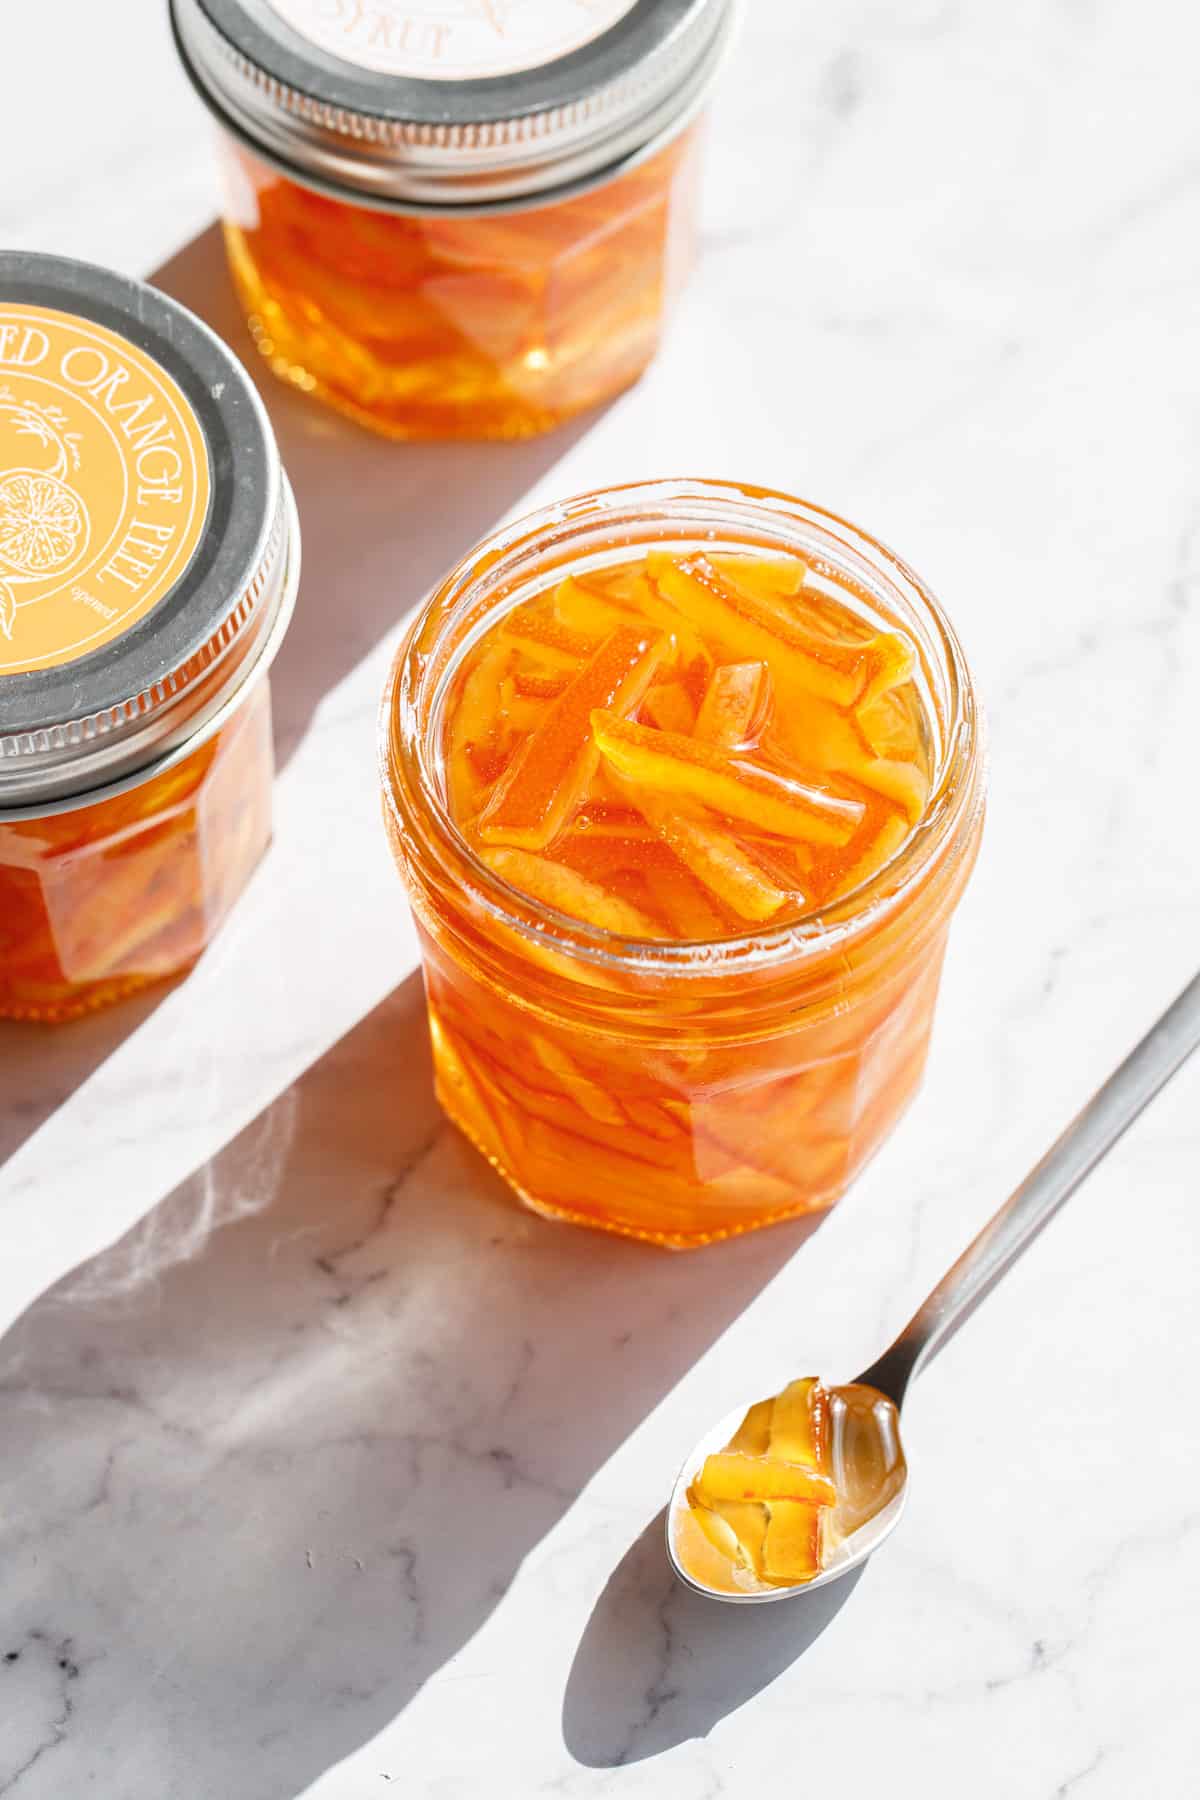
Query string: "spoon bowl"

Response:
xmin=666 ymin=1380 xmax=908 ymax=1604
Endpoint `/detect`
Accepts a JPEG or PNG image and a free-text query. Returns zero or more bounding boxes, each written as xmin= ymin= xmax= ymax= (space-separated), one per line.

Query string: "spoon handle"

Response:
xmin=859 ymin=970 xmax=1200 ymax=1403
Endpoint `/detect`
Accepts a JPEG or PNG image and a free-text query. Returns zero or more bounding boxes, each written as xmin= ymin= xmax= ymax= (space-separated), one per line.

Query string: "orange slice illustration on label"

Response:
xmin=0 ymin=472 xmax=87 ymax=575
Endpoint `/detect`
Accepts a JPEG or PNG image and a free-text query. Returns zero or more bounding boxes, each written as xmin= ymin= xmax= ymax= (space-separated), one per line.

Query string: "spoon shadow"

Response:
xmin=562 ymin=1509 xmax=865 ymax=1766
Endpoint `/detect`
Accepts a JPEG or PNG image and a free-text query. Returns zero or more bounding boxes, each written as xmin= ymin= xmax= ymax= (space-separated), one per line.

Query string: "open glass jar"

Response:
xmin=0 ymin=253 xmax=299 ymax=1022
xmin=170 ymin=0 xmax=734 ymax=440
xmin=381 ymin=481 xmax=985 ymax=1248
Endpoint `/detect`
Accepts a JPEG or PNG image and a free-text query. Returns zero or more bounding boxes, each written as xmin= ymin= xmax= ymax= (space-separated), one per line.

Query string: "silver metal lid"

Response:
xmin=0 ymin=252 xmax=290 ymax=809
xmin=171 ymin=0 xmax=736 ymax=210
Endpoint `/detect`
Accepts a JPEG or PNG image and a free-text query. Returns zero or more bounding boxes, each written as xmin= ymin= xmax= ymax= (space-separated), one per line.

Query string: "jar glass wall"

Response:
xmin=0 ymin=681 xmax=274 ymax=1022
xmin=217 ymin=126 xmax=702 ymax=440
xmin=381 ymin=481 xmax=986 ymax=1248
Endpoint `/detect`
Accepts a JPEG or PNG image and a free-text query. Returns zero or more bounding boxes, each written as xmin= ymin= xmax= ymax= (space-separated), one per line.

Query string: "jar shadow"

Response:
xmin=561 ymin=1510 xmax=865 ymax=1768
xmin=0 ymin=973 xmax=826 ymax=1798
xmin=150 ymin=225 xmax=614 ymax=773
xmin=0 ymin=984 xmax=170 ymax=1171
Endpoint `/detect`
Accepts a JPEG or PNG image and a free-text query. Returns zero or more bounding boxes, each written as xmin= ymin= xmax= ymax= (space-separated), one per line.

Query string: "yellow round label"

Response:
xmin=0 ymin=304 xmax=210 ymax=677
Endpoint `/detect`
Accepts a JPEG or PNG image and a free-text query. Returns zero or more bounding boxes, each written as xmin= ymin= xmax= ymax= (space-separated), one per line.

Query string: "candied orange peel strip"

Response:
xmin=500 ymin=608 xmax=600 ymax=672
xmin=708 ymin=551 xmax=806 ymax=600
xmin=652 ymin=552 xmax=915 ymax=712
xmin=553 ymin=574 xmax=631 ymax=640
xmin=650 ymin=553 xmax=860 ymax=705
xmin=513 ymin=667 xmax=570 ymax=701
xmin=688 ymin=1489 xmax=769 ymax=1575
xmin=693 ymin=660 xmax=771 ymax=748
xmin=480 ymin=625 xmax=666 ymax=850
xmin=858 ymin=630 xmax=917 ymax=709
xmin=600 ymin=566 xmax=711 ymax=666
xmin=480 ymin=846 xmax=666 ymax=939
xmin=688 ymin=1497 xmax=752 ymax=1568
xmin=647 ymin=807 xmax=791 ymax=924
xmin=762 ymin=1500 xmax=824 ymax=1582
xmin=830 ymin=812 xmax=911 ymax=900
xmin=696 ymin=1451 xmax=836 ymax=1507
xmin=728 ymin=1397 xmax=775 ymax=1456
xmin=768 ymin=692 xmax=928 ymax=823
xmin=591 ymin=711 xmax=863 ymax=847
xmin=870 ymin=758 xmax=930 ymax=824
xmin=856 ymin=688 xmax=920 ymax=760
xmin=445 ymin=639 xmax=512 ymax=816
xmin=768 ymin=1376 xmax=827 ymax=1469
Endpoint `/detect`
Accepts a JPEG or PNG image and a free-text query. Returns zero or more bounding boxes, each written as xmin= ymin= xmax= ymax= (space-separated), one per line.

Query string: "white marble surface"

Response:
xmin=2 ymin=3 xmax=1200 ymax=1795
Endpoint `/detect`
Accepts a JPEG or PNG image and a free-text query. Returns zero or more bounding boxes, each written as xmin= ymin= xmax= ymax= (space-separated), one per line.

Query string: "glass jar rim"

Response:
xmin=381 ymin=478 xmax=985 ymax=983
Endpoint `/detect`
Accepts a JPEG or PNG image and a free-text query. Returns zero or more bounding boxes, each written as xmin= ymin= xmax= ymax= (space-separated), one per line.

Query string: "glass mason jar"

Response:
xmin=0 ymin=253 xmax=299 ymax=1022
xmin=170 ymin=0 xmax=735 ymax=440
xmin=380 ymin=481 xmax=986 ymax=1248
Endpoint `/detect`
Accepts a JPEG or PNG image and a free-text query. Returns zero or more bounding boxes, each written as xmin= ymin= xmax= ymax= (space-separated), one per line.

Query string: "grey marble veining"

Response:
xmin=3 ymin=1 xmax=1200 ymax=1796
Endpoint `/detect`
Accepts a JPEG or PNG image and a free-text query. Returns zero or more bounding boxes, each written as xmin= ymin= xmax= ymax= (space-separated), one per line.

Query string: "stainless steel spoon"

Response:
xmin=667 ymin=969 xmax=1200 ymax=1603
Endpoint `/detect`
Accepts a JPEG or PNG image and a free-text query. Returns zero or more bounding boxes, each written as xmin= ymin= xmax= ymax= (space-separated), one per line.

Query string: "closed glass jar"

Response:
xmin=171 ymin=0 xmax=734 ymax=440
xmin=0 ymin=254 xmax=299 ymax=1022
xmin=381 ymin=481 xmax=986 ymax=1248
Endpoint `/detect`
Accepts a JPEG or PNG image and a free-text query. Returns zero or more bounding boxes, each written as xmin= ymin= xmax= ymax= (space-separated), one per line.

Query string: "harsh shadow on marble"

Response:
xmin=562 ymin=1510 xmax=865 ymax=1767
xmin=0 ymin=975 xmax=818 ymax=1798
xmin=0 ymin=985 xmax=169 ymax=1170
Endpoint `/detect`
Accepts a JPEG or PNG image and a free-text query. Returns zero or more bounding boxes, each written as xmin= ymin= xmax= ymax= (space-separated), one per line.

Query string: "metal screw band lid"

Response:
xmin=170 ymin=0 xmax=736 ymax=209
xmin=0 ymin=252 xmax=290 ymax=808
